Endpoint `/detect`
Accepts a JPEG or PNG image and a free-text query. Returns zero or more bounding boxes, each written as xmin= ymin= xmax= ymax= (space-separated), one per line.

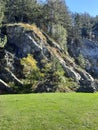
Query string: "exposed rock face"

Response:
xmin=0 ymin=23 xmax=97 ymax=93
xmin=5 ymin=24 xmax=51 ymax=62
xmin=0 ymin=46 xmax=23 ymax=93
xmin=68 ymin=38 xmax=98 ymax=78
xmin=0 ymin=48 xmax=23 ymax=83
xmin=77 ymin=80 xmax=96 ymax=93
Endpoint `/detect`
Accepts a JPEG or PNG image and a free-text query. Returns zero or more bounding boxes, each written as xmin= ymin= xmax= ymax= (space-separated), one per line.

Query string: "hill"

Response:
xmin=0 ymin=23 xmax=97 ymax=93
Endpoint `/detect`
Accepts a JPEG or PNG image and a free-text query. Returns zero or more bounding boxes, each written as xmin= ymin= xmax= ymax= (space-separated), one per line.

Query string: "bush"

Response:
xmin=77 ymin=53 xmax=86 ymax=69
xmin=21 ymin=54 xmax=43 ymax=91
xmin=0 ymin=35 xmax=7 ymax=48
xmin=8 ymin=82 xmax=32 ymax=94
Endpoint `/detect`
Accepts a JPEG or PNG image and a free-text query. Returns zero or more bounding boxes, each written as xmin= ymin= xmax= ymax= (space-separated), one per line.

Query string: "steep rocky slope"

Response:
xmin=0 ymin=23 xmax=97 ymax=93
xmin=68 ymin=38 xmax=98 ymax=79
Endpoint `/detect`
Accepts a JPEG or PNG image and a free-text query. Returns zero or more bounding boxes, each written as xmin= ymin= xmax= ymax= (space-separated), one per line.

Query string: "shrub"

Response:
xmin=0 ymin=35 xmax=7 ymax=48
xmin=21 ymin=54 xmax=43 ymax=91
xmin=77 ymin=53 xmax=86 ymax=69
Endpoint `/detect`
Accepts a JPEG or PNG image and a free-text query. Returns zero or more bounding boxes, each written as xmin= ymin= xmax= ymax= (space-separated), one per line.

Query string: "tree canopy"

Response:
xmin=1 ymin=0 xmax=98 ymax=47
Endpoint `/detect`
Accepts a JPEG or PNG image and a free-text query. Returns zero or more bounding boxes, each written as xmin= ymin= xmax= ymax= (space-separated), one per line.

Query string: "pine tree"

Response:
xmin=3 ymin=0 xmax=39 ymax=23
xmin=43 ymin=0 xmax=72 ymax=33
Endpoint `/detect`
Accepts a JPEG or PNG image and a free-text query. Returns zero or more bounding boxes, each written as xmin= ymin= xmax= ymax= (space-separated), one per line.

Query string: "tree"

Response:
xmin=51 ymin=24 xmax=67 ymax=50
xmin=35 ymin=58 xmax=65 ymax=92
xmin=72 ymin=12 xmax=94 ymax=39
xmin=81 ymin=13 xmax=93 ymax=39
xmin=40 ymin=0 xmax=71 ymax=52
xmin=43 ymin=0 xmax=72 ymax=34
xmin=21 ymin=54 xmax=43 ymax=84
xmin=3 ymin=0 xmax=40 ymax=23
xmin=72 ymin=13 xmax=82 ymax=38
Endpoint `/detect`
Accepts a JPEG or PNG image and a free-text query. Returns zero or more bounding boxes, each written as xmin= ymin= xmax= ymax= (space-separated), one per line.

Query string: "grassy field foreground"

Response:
xmin=0 ymin=93 xmax=98 ymax=130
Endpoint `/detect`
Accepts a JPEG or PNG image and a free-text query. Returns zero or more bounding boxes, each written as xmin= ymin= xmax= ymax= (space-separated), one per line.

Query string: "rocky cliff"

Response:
xmin=0 ymin=23 xmax=97 ymax=93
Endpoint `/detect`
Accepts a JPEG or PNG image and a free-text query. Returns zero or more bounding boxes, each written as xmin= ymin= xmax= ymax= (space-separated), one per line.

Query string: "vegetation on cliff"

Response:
xmin=0 ymin=0 xmax=98 ymax=93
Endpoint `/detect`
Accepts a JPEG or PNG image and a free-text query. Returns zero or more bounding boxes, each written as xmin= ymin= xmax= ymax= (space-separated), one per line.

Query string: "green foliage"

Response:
xmin=41 ymin=62 xmax=62 ymax=91
xmin=1 ymin=0 xmax=97 ymax=94
xmin=72 ymin=12 xmax=94 ymax=39
xmin=0 ymin=35 xmax=7 ymax=48
xmin=43 ymin=0 xmax=71 ymax=29
xmin=21 ymin=54 xmax=43 ymax=92
xmin=3 ymin=0 xmax=40 ymax=23
xmin=8 ymin=82 xmax=32 ymax=94
xmin=1 ymin=0 xmax=98 ymax=44
xmin=52 ymin=58 xmax=79 ymax=92
xmin=77 ymin=53 xmax=86 ymax=69
xmin=51 ymin=24 xmax=67 ymax=50
xmin=36 ymin=58 xmax=65 ymax=92
xmin=42 ymin=0 xmax=71 ymax=44
xmin=40 ymin=58 xmax=78 ymax=92
xmin=8 ymin=55 xmax=79 ymax=93
xmin=56 ymin=74 xmax=79 ymax=92
xmin=71 ymin=13 xmax=82 ymax=39
xmin=41 ymin=0 xmax=72 ymax=52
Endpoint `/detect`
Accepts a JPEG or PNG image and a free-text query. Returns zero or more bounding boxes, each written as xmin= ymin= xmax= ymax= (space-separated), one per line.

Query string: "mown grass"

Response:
xmin=0 ymin=93 xmax=98 ymax=130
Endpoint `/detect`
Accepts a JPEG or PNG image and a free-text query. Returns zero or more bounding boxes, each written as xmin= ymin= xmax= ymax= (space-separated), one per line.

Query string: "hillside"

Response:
xmin=0 ymin=23 xmax=97 ymax=93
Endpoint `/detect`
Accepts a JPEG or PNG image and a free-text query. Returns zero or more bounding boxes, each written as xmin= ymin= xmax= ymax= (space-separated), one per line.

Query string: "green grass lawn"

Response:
xmin=0 ymin=93 xmax=98 ymax=130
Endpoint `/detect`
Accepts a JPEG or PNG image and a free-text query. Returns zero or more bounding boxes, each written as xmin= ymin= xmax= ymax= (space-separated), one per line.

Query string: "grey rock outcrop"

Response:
xmin=5 ymin=24 xmax=51 ymax=62
xmin=68 ymin=38 xmax=98 ymax=78
xmin=0 ymin=47 xmax=23 ymax=93
xmin=0 ymin=23 xmax=97 ymax=93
